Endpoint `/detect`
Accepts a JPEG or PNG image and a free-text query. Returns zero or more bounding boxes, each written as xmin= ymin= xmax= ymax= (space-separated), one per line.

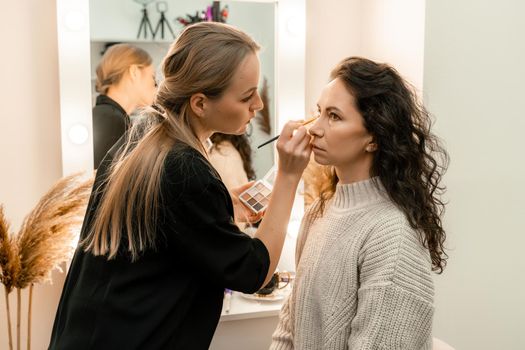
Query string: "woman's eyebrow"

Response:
xmin=326 ymin=106 xmax=343 ymax=113
xmin=242 ymin=87 xmax=257 ymax=95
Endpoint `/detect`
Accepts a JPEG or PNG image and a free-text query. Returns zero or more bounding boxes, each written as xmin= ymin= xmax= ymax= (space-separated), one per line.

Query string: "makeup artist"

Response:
xmin=49 ymin=22 xmax=312 ymax=350
xmin=92 ymin=43 xmax=157 ymax=169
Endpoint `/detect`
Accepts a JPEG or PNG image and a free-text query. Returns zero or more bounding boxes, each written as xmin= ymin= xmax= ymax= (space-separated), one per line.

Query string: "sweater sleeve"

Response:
xmin=294 ymin=199 xmax=321 ymax=264
xmin=269 ymin=293 xmax=295 ymax=350
xmin=269 ymin=200 xmax=321 ymax=350
xmin=348 ymin=220 xmax=434 ymax=350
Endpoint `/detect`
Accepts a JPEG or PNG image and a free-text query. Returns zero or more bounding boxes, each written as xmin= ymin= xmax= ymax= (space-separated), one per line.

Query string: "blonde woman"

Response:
xmin=93 ymin=43 xmax=157 ymax=169
xmin=49 ymin=23 xmax=312 ymax=350
xmin=271 ymin=57 xmax=448 ymax=349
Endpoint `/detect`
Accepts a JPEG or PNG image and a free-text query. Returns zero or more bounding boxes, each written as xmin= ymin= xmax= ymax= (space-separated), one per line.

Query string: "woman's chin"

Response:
xmin=216 ymin=122 xmax=249 ymax=136
xmin=313 ymin=154 xmax=330 ymax=165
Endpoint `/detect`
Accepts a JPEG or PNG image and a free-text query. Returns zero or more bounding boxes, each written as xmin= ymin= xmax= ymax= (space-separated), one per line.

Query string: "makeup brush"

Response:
xmin=257 ymin=115 xmax=319 ymax=149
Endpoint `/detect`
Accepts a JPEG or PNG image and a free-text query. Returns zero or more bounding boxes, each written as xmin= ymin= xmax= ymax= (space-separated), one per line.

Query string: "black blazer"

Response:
xmin=49 ymin=142 xmax=270 ymax=350
xmin=92 ymin=95 xmax=130 ymax=169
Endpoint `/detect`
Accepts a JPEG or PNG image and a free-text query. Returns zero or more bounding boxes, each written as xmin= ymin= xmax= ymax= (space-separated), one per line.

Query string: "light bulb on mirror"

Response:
xmin=68 ymin=124 xmax=89 ymax=145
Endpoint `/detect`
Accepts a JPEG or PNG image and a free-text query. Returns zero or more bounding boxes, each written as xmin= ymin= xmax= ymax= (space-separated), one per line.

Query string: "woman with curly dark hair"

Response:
xmin=209 ymin=132 xmax=256 ymax=184
xmin=209 ymin=132 xmax=256 ymax=230
xmin=271 ymin=57 xmax=449 ymax=350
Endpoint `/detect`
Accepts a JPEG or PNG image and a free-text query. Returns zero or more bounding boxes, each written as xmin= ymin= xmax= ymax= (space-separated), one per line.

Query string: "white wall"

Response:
xmin=0 ymin=0 xmax=64 ymax=349
xmin=305 ymin=0 xmax=425 ymax=113
xmin=360 ymin=0 xmax=426 ymax=91
xmin=305 ymin=0 xmax=361 ymax=115
xmin=424 ymin=1 xmax=525 ymax=349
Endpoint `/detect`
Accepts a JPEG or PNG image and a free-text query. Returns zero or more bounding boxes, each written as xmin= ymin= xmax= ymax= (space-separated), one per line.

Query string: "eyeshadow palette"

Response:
xmin=239 ymin=166 xmax=277 ymax=214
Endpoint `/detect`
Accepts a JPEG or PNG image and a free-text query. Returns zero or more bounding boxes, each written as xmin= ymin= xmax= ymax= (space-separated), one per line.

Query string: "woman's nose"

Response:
xmin=251 ymin=92 xmax=264 ymax=112
xmin=308 ymin=117 xmax=323 ymax=137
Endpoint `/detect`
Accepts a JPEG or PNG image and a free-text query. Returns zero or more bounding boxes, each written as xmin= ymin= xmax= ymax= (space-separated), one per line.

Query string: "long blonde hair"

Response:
xmin=83 ymin=22 xmax=260 ymax=260
xmin=95 ymin=43 xmax=153 ymax=95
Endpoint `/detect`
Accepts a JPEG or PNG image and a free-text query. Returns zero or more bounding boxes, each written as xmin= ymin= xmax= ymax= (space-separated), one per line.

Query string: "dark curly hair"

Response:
xmin=210 ymin=133 xmax=256 ymax=181
xmin=315 ymin=57 xmax=449 ymax=273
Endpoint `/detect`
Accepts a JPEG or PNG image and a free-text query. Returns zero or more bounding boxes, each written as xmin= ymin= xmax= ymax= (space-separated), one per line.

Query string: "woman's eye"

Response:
xmin=329 ymin=112 xmax=340 ymax=120
xmin=242 ymin=94 xmax=253 ymax=103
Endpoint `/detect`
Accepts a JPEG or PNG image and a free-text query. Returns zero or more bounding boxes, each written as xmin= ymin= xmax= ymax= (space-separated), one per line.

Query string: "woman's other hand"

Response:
xmin=230 ymin=182 xmax=265 ymax=224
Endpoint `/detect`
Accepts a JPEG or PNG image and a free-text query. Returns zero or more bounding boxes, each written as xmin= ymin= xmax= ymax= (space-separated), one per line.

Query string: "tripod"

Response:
xmin=137 ymin=5 xmax=155 ymax=39
xmin=153 ymin=1 xmax=175 ymax=40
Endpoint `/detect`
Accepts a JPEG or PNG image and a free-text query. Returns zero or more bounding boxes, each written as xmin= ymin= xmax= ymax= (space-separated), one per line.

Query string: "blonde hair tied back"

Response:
xmin=83 ymin=23 xmax=260 ymax=261
xmin=95 ymin=43 xmax=153 ymax=95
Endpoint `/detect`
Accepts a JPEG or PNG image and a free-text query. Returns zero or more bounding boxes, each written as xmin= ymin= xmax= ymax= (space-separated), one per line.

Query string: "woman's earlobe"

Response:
xmin=366 ymin=143 xmax=378 ymax=152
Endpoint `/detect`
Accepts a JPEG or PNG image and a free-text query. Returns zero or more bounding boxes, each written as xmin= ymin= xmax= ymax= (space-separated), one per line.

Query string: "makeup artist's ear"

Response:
xmin=189 ymin=93 xmax=208 ymax=118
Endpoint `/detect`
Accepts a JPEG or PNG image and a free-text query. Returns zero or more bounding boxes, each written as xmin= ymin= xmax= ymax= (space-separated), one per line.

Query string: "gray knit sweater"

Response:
xmin=270 ymin=178 xmax=434 ymax=350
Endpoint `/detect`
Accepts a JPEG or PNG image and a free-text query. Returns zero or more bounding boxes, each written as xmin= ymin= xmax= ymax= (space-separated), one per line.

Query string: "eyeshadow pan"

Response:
xmin=239 ymin=168 xmax=277 ymax=213
xmin=260 ymin=187 xmax=271 ymax=196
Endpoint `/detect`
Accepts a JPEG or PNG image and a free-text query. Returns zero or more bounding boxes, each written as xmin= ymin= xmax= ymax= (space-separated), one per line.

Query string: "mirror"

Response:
xmin=56 ymin=0 xmax=305 ymax=179
xmin=89 ymin=0 xmax=275 ymax=179
xmin=56 ymin=0 xmax=304 ymax=274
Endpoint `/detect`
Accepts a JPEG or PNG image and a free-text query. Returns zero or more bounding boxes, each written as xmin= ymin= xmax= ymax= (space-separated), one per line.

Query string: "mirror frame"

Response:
xmin=56 ymin=0 xmax=305 ymax=176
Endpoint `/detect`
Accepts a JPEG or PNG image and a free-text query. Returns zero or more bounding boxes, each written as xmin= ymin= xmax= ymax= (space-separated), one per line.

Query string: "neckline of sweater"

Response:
xmin=331 ymin=177 xmax=389 ymax=210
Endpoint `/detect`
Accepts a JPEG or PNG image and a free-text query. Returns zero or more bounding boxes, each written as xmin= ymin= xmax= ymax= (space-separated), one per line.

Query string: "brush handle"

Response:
xmin=257 ymin=116 xmax=319 ymax=149
xmin=257 ymin=135 xmax=279 ymax=149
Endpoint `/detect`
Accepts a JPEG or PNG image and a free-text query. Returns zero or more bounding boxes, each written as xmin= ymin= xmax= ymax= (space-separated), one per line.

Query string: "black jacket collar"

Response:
xmin=95 ymin=94 xmax=128 ymax=116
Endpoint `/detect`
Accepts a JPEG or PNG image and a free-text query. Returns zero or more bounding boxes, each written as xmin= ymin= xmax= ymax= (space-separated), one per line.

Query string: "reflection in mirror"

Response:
xmin=89 ymin=0 xmax=276 ymax=179
xmin=57 ymin=0 xmax=304 ymax=181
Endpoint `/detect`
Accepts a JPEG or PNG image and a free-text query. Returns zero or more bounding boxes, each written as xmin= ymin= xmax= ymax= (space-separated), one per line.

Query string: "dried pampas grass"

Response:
xmin=0 ymin=205 xmax=19 ymax=350
xmin=15 ymin=173 xmax=93 ymax=289
xmin=0 ymin=173 xmax=93 ymax=350
xmin=0 ymin=206 xmax=20 ymax=293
